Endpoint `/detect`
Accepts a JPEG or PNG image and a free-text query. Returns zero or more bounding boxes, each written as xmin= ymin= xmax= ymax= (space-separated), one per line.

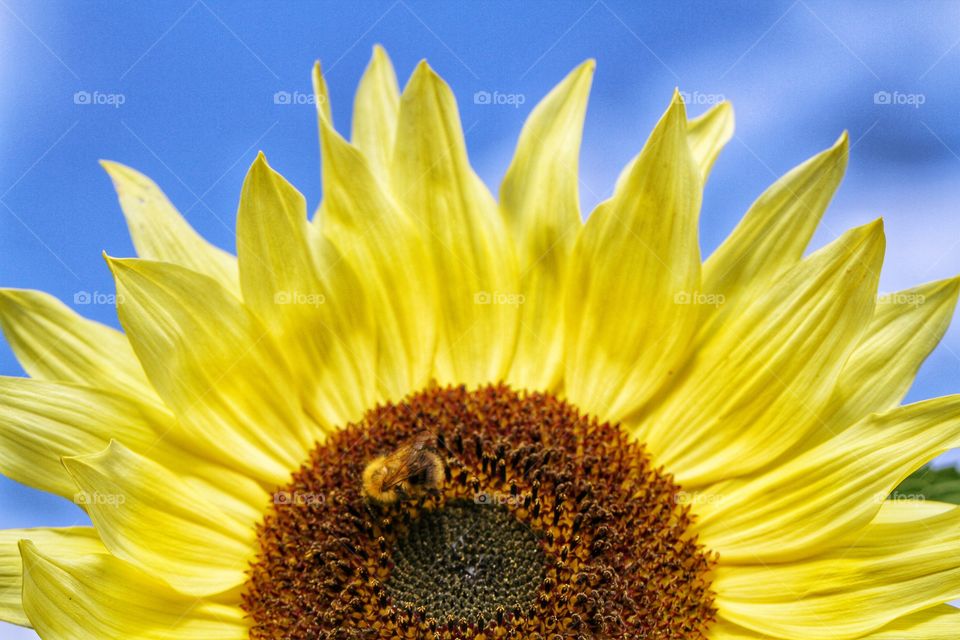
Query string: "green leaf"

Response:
xmin=891 ymin=465 xmax=960 ymax=504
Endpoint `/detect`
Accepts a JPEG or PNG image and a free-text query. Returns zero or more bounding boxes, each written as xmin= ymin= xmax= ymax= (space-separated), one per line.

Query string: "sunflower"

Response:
xmin=2 ymin=45 xmax=960 ymax=639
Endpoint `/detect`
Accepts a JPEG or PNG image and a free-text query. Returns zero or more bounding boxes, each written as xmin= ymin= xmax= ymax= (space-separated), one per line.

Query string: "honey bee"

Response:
xmin=361 ymin=431 xmax=444 ymax=504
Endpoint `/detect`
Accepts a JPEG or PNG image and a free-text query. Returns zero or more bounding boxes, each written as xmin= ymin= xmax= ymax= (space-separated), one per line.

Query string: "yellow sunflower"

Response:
xmin=2 ymin=45 xmax=960 ymax=639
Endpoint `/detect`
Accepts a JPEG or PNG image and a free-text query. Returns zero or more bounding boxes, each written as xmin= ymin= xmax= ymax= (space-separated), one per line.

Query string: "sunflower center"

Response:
xmin=386 ymin=500 xmax=544 ymax=624
xmin=243 ymin=384 xmax=717 ymax=639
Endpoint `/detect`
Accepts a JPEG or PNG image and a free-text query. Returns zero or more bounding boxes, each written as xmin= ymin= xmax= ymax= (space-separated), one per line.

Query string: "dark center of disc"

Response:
xmin=385 ymin=500 xmax=544 ymax=625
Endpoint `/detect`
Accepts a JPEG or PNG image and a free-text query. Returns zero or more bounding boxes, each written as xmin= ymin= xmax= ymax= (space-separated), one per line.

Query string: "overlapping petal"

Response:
xmin=317 ymin=114 xmax=438 ymax=402
xmin=816 ymin=277 xmax=960 ymax=437
xmin=0 ymin=528 xmax=102 ymax=626
xmin=640 ymin=221 xmax=884 ymax=485
xmin=500 ymin=60 xmax=593 ymax=391
xmin=715 ymin=501 xmax=960 ymax=639
xmin=701 ymin=133 xmax=848 ymax=328
xmin=390 ymin=61 xmax=520 ymax=385
xmin=564 ymin=92 xmax=702 ymax=420
xmin=101 ymin=161 xmax=239 ymax=295
xmin=20 ymin=540 xmax=248 ymax=639
xmin=0 ymin=289 xmax=160 ymax=406
xmin=63 ymin=441 xmax=256 ymax=596
xmin=237 ymin=153 xmax=377 ymax=425
xmin=351 ymin=45 xmax=400 ymax=179
xmin=694 ymin=396 xmax=960 ymax=563
xmin=108 ymin=257 xmax=312 ymax=483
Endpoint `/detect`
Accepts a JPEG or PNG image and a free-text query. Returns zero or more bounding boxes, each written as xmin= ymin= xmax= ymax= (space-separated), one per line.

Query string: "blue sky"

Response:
xmin=2 ymin=2 xmax=959 ymax=636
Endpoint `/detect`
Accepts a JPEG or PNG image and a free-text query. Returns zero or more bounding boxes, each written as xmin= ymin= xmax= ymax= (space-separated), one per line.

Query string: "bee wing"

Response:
xmin=379 ymin=448 xmax=438 ymax=491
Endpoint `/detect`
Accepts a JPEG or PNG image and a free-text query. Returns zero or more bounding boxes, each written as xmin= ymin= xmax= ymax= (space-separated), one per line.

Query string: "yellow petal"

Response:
xmin=818 ymin=277 xmax=960 ymax=437
xmin=237 ymin=152 xmax=377 ymax=424
xmin=0 ymin=376 xmax=266 ymax=516
xmin=100 ymin=161 xmax=239 ymax=295
xmin=694 ymin=395 xmax=960 ymax=563
xmin=686 ymin=101 xmax=735 ymax=180
xmin=63 ymin=441 xmax=255 ymax=597
xmin=701 ymin=133 xmax=848 ymax=321
xmin=0 ymin=527 xmax=102 ymax=626
xmin=391 ymin=61 xmax=519 ymax=385
xmin=500 ymin=60 xmax=593 ymax=391
xmin=708 ymin=620 xmax=774 ymax=639
xmin=19 ymin=539 xmax=248 ymax=639
xmin=318 ymin=117 xmax=438 ymax=401
xmin=108 ymin=256 xmax=312 ymax=484
xmin=311 ymin=60 xmax=333 ymax=127
xmin=0 ymin=289 xmax=158 ymax=405
xmin=641 ymin=221 xmax=884 ymax=485
xmin=564 ymin=92 xmax=701 ymax=420
xmin=351 ymin=45 xmax=400 ymax=179
xmin=866 ymin=605 xmax=960 ymax=639
xmin=614 ymin=99 xmax=735 ymax=190
xmin=715 ymin=502 xmax=960 ymax=639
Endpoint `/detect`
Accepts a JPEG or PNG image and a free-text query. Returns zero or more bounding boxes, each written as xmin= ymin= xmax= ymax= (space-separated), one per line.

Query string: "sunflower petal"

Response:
xmin=564 ymin=92 xmax=701 ymax=420
xmin=107 ymin=256 xmax=311 ymax=483
xmin=715 ymin=502 xmax=960 ymax=639
xmin=351 ymin=45 xmax=400 ymax=178
xmin=238 ymin=152 xmax=377 ymax=424
xmin=0 ymin=376 xmax=266 ymax=516
xmin=701 ymin=133 xmax=848 ymax=317
xmin=19 ymin=539 xmax=248 ymax=639
xmin=614 ymin=100 xmax=734 ymax=190
xmin=694 ymin=395 xmax=960 ymax=563
xmin=390 ymin=61 xmax=519 ymax=385
xmin=866 ymin=605 xmax=960 ymax=639
xmin=62 ymin=441 xmax=255 ymax=597
xmin=500 ymin=61 xmax=593 ymax=391
xmin=686 ymin=101 xmax=735 ymax=180
xmin=0 ymin=289 xmax=157 ymax=404
xmin=642 ymin=220 xmax=883 ymax=485
xmin=318 ymin=117 xmax=437 ymax=401
xmin=818 ymin=277 xmax=960 ymax=436
xmin=0 ymin=528 xmax=102 ymax=626
xmin=100 ymin=161 xmax=239 ymax=295
xmin=311 ymin=60 xmax=333 ymax=127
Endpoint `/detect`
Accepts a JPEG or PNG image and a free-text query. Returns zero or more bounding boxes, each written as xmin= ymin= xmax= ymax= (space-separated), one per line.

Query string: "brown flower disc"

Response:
xmin=243 ymin=384 xmax=716 ymax=639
